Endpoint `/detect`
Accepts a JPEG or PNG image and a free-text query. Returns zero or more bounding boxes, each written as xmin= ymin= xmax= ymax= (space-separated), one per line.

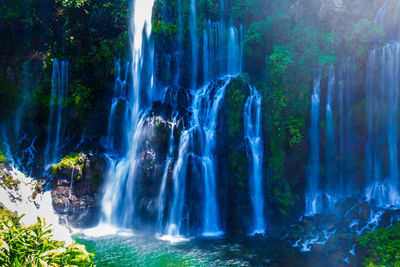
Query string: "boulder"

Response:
xmin=51 ymin=152 xmax=106 ymax=227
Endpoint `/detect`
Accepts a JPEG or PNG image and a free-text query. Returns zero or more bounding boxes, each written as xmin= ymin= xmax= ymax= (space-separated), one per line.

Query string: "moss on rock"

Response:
xmin=225 ymin=76 xmax=249 ymax=137
xmin=51 ymin=152 xmax=86 ymax=180
xmin=0 ymin=145 xmax=7 ymax=167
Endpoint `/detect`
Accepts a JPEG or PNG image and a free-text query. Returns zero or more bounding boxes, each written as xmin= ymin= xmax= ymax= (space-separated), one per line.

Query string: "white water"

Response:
xmin=190 ymin=0 xmax=198 ymax=89
xmin=160 ymin=77 xmax=233 ymax=240
xmin=305 ymin=71 xmax=322 ymax=215
xmin=44 ymin=59 xmax=68 ymax=168
xmin=106 ymin=61 xmax=128 ymax=149
xmin=244 ymin=85 xmax=265 ymax=234
xmin=326 ymin=65 xmax=336 ymax=199
xmin=196 ymin=78 xmax=226 ymax=237
xmin=173 ymin=0 xmax=183 ymax=85
xmin=227 ymin=25 xmax=241 ymax=75
xmin=99 ymin=0 xmax=155 ymax=229
xmin=338 ymin=61 xmax=345 ymax=196
xmin=68 ymin=166 xmax=75 ymax=201
xmin=203 ymin=20 xmax=243 ymax=83
xmin=365 ymin=43 xmax=400 ymax=208
xmin=161 ymin=129 xmax=190 ymax=239
xmin=156 ymin=115 xmax=178 ymax=234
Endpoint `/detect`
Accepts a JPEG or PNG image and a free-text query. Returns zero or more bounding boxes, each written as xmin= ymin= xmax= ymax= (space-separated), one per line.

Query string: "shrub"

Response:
xmin=358 ymin=222 xmax=400 ymax=266
xmin=0 ymin=215 xmax=95 ymax=266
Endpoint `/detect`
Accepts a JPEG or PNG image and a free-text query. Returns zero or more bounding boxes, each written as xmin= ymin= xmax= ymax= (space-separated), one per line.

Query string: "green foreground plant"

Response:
xmin=0 ymin=215 xmax=94 ymax=266
xmin=358 ymin=222 xmax=400 ymax=266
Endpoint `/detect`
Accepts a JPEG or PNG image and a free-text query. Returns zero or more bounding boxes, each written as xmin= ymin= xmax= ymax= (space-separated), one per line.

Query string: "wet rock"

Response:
xmin=358 ymin=202 xmax=371 ymax=221
xmin=51 ymin=152 xmax=106 ymax=227
xmin=336 ymin=197 xmax=359 ymax=217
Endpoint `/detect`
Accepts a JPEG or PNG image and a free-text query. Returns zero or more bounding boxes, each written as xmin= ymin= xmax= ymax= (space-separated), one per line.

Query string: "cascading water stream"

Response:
xmin=157 ymin=114 xmax=178 ymax=235
xmin=98 ymin=0 xmax=155 ymax=230
xmin=173 ymin=0 xmax=183 ymax=85
xmin=364 ymin=1 xmax=400 ymax=207
xmin=196 ymin=79 xmax=227 ymax=237
xmin=305 ymin=71 xmax=322 ymax=216
xmin=365 ymin=43 xmax=400 ymax=207
xmin=325 ymin=65 xmax=336 ymax=204
xmin=338 ymin=61 xmax=345 ymax=197
xmin=203 ymin=20 xmax=243 ymax=83
xmin=244 ymin=85 xmax=265 ymax=234
xmin=227 ymin=25 xmax=241 ymax=75
xmin=159 ymin=77 xmax=233 ymax=239
xmin=161 ymin=128 xmax=190 ymax=240
xmin=190 ymin=0 xmax=198 ymax=89
xmin=44 ymin=58 xmax=68 ymax=168
xmin=68 ymin=166 xmax=75 ymax=201
xmin=106 ymin=62 xmax=128 ymax=150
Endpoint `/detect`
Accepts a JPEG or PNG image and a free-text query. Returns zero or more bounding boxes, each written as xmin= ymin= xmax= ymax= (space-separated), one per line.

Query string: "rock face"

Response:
xmin=51 ymin=152 xmax=106 ymax=227
xmin=286 ymin=196 xmax=400 ymax=265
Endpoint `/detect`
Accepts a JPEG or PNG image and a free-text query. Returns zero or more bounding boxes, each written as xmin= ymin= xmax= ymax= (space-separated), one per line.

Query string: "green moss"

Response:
xmin=226 ymin=76 xmax=248 ymax=137
xmin=52 ymin=153 xmax=85 ymax=179
xmin=358 ymin=222 xmax=400 ymax=266
xmin=0 ymin=148 xmax=6 ymax=167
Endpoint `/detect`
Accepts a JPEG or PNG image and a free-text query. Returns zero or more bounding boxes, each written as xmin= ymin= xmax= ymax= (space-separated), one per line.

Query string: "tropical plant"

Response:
xmin=0 ymin=215 xmax=95 ymax=266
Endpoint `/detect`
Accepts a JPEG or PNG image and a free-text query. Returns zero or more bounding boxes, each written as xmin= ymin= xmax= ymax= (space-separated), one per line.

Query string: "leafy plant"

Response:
xmin=358 ymin=222 xmax=400 ymax=266
xmin=0 ymin=215 xmax=94 ymax=266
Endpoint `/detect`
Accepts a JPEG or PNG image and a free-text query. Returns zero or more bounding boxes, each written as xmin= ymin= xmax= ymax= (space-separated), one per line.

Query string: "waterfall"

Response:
xmin=244 ymin=85 xmax=265 ymax=234
xmin=227 ymin=25 xmax=241 ymax=75
xmin=99 ymin=0 xmax=155 ymax=229
xmin=68 ymin=166 xmax=75 ymax=201
xmin=161 ymin=129 xmax=190 ymax=240
xmin=305 ymin=71 xmax=322 ymax=216
xmin=345 ymin=57 xmax=354 ymax=192
xmin=196 ymin=78 xmax=228 ymax=237
xmin=326 ymin=65 xmax=336 ymax=200
xmin=156 ymin=114 xmax=178 ymax=235
xmin=203 ymin=27 xmax=210 ymax=83
xmin=190 ymin=0 xmax=198 ymax=89
xmin=44 ymin=58 xmax=68 ymax=168
xmin=173 ymin=0 xmax=183 ymax=85
xmin=338 ymin=61 xmax=344 ymax=196
xmin=106 ymin=61 xmax=128 ymax=150
xmin=202 ymin=21 xmax=243 ymax=83
xmin=159 ymin=77 xmax=232 ymax=239
xmin=365 ymin=43 xmax=400 ymax=208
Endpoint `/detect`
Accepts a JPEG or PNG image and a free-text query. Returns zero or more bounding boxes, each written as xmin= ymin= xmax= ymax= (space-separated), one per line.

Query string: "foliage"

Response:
xmin=346 ymin=19 xmax=385 ymax=58
xmin=0 ymin=148 xmax=7 ymax=167
xmin=56 ymin=0 xmax=88 ymax=8
xmin=71 ymin=81 xmax=93 ymax=117
xmin=0 ymin=215 xmax=94 ymax=266
xmin=0 ymin=204 xmax=16 ymax=220
xmin=52 ymin=152 xmax=85 ymax=179
xmin=358 ymin=222 xmax=400 ymax=266
xmin=225 ymin=77 xmax=248 ymax=137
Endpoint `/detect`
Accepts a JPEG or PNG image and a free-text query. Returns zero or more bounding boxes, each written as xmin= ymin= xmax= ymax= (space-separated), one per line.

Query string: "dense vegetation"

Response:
xmin=0 ymin=0 xmax=398 ymax=264
xmin=0 ymin=0 xmax=389 ymax=218
xmin=0 ymin=215 xmax=94 ymax=266
xmin=359 ymin=223 xmax=400 ymax=266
